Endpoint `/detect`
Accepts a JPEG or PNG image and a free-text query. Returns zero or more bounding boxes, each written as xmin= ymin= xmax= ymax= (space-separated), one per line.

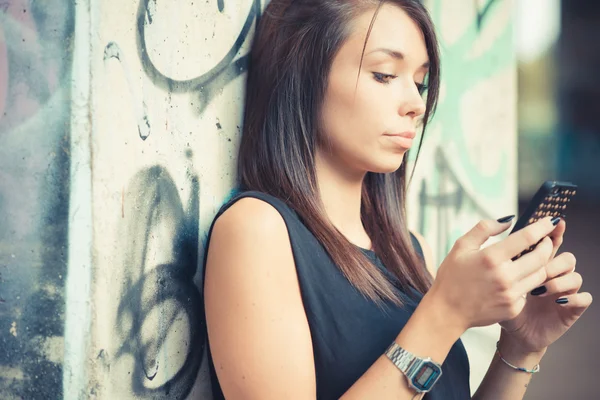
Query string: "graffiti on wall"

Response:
xmin=474 ymin=0 xmax=499 ymax=30
xmin=405 ymin=0 xmax=515 ymax=393
xmin=408 ymin=0 xmax=514 ymax=265
xmin=95 ymin=0 xmax=264 ymax=399
xmin=0 ymin=1 xmax=74 ymax=399
xmin=113 ymin=163 xmax=203 ymax=399
xmin=136 ymin=0 xmax=262 ymax=117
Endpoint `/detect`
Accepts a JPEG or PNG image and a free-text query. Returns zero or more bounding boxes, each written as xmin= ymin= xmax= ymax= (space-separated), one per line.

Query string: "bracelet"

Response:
xmin=495 ymin=341 xmax=540 ymax=374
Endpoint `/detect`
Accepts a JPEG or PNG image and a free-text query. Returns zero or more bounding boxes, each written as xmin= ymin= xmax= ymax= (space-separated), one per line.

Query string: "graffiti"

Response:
xmin=417 ymin=148 xmax=493 ymax=264
xmin=0 ymin=0 xmax=75 ymax=399
xmin=103 ymin=42 xmax=152 ymax=140
xmin=99 ymin=0 xmax=261 ymax=142
xmin=135 ymin=0 xmax=262 ymax=116
xmin=407 ymin=0 xmax=515 ymax=393
xmin=419 ymin=0 xmax=498 ymax=30
xmin=82 ymin=0 xmax=262 ymax=398
xmin=113 ymin=163 xmax=204 ymax=399
xmin=410 ymin=0 xmax=514 ymax=252
xmin=475 ymin=0 xmax=498 ymax=30
xmin=96 ymin=1 xmax=264 ymax=398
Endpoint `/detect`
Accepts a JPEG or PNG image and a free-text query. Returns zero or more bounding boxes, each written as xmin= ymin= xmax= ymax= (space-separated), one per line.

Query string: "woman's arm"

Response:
xmin=204 ymin=198 xmax=463 ymax=400
xmin=414 ymin=232 xmax=545 ymax=400
xmin=472 ymin=336 xmax=546 ymax=400
xmin=206 ymin=204 xmax=563 ymax=400
xmin=341 ymin=292 xmax=464 ymax=399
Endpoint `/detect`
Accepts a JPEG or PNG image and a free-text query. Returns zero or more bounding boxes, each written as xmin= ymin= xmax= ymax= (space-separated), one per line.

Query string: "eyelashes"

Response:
xmin=372 ymin=72 xmax=395 ymax=84
xmin=371 ymin=72 xmax=428 ymax=95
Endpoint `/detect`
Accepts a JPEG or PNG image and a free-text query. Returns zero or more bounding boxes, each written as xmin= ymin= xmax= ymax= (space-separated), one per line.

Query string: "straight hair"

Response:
xmin=238 ymin=0 xmax=441 ymax=305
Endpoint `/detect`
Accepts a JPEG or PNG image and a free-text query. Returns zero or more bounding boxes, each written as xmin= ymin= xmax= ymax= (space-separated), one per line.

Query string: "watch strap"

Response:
xmin=385 ymin=342 xmax=417 ymax=373
xmin=385 ymin=341 xmax=443 ymax=393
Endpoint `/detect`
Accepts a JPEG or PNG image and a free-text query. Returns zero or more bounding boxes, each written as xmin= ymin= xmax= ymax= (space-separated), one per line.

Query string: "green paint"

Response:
xmin=409 ymin=0 xmax=515 ymax=254
xmin=433 ymin=0 xmax=511 ymax=196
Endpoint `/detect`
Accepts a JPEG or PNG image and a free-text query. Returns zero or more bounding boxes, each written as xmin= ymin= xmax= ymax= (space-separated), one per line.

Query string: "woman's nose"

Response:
xmin=397 ymin=83 xmax=426 ymax=118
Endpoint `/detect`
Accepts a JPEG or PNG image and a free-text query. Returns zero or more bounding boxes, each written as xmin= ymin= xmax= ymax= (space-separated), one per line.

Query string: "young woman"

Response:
xmin=202 ymin=1 xmax=592 ymax=399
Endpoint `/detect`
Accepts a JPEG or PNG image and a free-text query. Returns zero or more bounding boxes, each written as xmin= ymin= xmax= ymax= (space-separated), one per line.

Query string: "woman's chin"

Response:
xmin=367 ymin=155 xmax=406 ymax=174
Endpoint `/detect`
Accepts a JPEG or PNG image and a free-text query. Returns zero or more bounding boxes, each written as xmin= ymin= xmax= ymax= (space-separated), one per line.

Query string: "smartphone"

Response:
xmin=511 ymin=181 xmax=577 ymax=260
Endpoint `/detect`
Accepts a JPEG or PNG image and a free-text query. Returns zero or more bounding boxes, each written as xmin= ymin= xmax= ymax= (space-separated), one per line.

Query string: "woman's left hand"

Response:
xmin=500 ymin=219 xmax=593 ymax=353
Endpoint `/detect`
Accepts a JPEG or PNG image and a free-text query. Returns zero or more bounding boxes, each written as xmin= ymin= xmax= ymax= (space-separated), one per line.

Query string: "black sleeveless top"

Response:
xmin=203 ymin=191 xmax=471 ymax=399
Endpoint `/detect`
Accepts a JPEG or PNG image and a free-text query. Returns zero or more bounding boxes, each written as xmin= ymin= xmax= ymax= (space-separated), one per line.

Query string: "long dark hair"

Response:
xmin=238 ymin=0 xmax=441 ymax=305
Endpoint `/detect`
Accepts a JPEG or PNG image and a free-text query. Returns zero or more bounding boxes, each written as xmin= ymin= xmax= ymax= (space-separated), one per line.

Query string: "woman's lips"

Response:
xmin=384 ymin=131 xmax=416 ymax=139
xmin=383 ymin=132 xmax=415 ymax=148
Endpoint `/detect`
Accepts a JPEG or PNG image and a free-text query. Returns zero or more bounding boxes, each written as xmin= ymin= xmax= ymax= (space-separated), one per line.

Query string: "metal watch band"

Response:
xmin=385 ymin=341 xmax=443 ymax=393
xmin=385 ymin=342 xmax=418 ymax=374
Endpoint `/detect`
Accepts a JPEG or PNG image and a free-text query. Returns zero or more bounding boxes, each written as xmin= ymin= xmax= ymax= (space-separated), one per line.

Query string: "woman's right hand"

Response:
xmin=427 ymin=216 xmax=559 ymax=332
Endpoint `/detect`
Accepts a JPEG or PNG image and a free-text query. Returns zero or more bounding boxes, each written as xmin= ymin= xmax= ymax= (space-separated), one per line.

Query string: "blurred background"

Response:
xmin=516 ymin=0 xmax=600 ymax=398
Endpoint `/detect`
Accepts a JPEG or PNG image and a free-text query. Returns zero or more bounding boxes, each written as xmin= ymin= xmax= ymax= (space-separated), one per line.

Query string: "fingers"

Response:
xmin=490 ymin=216 xmax=560 ymax=260
xmin=457 ymin=217 xmax=514 ymax=251
xmin=545 ymin=252 xmax=576 ymax=280
xmin=548 ymin=219 xmax=566 ymax=258
xmin=512 ymin=261 xmax=548 ymax=297
xmin=524 ymin=252 xmax=577 ymax=297
xmin=548 ymin=218 xmax=566 ymax=245
xmin=555 ymin=292 xmax=593 ymax=310
xmin=509 ymin=236 xmax=554 ymax=281
xmin=531 ymin=272 xmax=583 ymax=298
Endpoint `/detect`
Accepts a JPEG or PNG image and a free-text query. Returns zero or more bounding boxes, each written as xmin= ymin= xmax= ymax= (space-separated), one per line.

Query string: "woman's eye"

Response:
xmin=372 ymin=72 xmax=396 ymax=84
xmin=372 ymin=73 xmax=429 ymax=95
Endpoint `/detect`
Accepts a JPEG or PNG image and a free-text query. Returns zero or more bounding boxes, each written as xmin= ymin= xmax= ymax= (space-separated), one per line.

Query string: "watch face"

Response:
xmin=411 ymin=361 xmax=442 ymax=392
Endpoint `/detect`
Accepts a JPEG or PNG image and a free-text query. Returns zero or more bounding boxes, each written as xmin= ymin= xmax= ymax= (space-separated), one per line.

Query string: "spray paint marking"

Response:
xmin=104 ymin=41 xmax=152 ymax=140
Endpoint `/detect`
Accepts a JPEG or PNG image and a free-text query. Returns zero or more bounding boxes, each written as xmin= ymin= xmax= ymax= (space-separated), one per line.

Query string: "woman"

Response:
xmin=202 ymin=1 xmax=592 ymax=399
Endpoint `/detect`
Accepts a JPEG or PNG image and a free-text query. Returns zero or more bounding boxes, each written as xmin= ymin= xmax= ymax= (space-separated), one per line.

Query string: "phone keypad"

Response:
xmin=512 ymin=188 xmax=576 ymax=261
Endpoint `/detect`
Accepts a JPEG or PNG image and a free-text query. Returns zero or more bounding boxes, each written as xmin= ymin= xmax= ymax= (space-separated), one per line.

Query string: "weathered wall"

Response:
xmin=0 ymin=1 xmax=74 ymax=398
xmin=407 ymin=0 xmax=516 ymax=392
xmin=0 ymin=0 xmax=515 ymax=398
xmin=90 ymin=1 xmax=259 ymax=398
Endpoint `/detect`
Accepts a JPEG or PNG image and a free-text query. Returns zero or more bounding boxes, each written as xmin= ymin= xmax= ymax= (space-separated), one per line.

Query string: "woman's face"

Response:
xmin=319 ymin=3 xmax=430 ymax=176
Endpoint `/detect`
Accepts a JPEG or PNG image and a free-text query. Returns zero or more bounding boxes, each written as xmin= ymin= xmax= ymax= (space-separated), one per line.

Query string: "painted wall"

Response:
xmin=0 ymin=0 xmax=515 ymax=398
xmin=90 ymin=1 xmax=260 ymax=398
xmin=407 ymin=0 xmax=517 ymax=392
xmin=0 ymin=1 xmax=74 ymax=398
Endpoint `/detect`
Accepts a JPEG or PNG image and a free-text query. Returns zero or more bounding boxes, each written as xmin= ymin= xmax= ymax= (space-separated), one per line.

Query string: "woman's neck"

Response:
xmin=314 ymin=151 xmax=372 ymax=249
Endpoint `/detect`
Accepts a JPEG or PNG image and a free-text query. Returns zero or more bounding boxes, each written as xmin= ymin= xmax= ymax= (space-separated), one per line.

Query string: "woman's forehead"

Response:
xmin=345 ymin=4 xmax=429 ymax=66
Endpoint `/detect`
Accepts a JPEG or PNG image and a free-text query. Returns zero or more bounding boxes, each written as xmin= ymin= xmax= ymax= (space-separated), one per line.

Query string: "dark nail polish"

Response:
xmin=497 ymin=215 xmax=515 ymax=223
xmin=551 ymin=216 xmax=561 ymax=226
xmin=531 ymin=286 xmax=547 ymax=296
xmin=556 ymin=297 xmax=569 ymax=304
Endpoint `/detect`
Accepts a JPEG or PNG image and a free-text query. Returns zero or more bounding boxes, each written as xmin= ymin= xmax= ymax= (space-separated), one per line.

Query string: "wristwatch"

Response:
xmin=385 ymin=342 xmax=443 ymax=393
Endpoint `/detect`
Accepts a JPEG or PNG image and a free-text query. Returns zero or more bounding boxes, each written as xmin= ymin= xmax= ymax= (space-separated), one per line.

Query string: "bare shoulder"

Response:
xmin=204 ymin=196 xmax=316 ymax=399
xmin=211 ymin=196 xmax=289 ymax=241
xmin=410 ymin=231 xmax=437 ymax=278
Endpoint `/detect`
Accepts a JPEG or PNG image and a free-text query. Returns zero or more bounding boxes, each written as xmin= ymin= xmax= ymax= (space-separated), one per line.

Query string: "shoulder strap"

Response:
xmin=213 ymin=190 xmax=298 ymax=222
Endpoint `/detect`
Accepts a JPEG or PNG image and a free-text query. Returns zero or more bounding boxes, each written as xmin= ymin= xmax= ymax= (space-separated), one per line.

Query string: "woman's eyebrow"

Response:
xmin=366 ymin=47 xmax=430 ymax=69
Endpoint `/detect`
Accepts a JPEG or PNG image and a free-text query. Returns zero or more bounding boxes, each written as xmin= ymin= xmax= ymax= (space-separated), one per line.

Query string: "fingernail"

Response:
xmin=551 ymin=216 xmax=561 ymax=226
xmin=497 ymin=215 xmax=515 ymax=223
xmin=556 ymin=297 xmax=569 ymax=304
xmin=531 ymin=286 xmax=547 ymax=296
